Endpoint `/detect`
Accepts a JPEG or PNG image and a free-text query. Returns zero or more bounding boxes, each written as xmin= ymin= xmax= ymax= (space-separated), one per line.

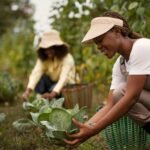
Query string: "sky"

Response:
xmin=29 ymin=0 xmax=67 ymax=47
xmin=30 ymin=0 xmax=55 ymax=32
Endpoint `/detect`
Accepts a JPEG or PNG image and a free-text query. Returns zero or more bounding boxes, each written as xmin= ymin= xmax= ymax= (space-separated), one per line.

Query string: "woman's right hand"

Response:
xmin=64 ymin=119 xmax=97 ymax=147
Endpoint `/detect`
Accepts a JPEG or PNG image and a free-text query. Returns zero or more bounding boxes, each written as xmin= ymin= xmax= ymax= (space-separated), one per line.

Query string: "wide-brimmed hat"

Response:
xmin=38 ymin=29 xmax=67 ymax=49
xmin=82 ymin=17 xmax=123 ymax=44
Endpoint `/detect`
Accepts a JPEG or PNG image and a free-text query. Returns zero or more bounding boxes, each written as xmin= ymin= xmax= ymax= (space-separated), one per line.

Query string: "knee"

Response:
xmin=112 ymin=83 xmax=126 ymax=104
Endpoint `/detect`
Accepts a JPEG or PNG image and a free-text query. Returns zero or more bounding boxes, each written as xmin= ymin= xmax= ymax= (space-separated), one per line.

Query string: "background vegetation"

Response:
xmin=0 ymin=0 xmax=150 ymax=149
xmin=0 ymin=0 xmax=35 ymax=80
xmin=0 ymin=0 xmax=150 ymax=98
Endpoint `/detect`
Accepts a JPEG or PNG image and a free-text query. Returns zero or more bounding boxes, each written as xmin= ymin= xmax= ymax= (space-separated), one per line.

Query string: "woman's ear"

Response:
xmin=112 ymin=27 xmax=122 ymax=39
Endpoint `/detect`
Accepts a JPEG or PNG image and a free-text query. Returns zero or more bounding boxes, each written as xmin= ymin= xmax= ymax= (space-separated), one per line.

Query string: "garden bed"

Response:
xmin=0 ymin=100 xmax=108 ymax=150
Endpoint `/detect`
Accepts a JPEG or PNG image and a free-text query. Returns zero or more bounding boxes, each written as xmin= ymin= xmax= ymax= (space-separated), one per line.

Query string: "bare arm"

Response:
xmin=64 ymin=75 xmax=147 ymax=146
xmin=86 ymin=91 xmax=114 ymax=124
xmin=93 ymin=75 xmax=146 ymax=133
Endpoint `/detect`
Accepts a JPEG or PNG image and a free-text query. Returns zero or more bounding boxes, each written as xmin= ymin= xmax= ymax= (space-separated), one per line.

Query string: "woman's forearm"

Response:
xmin=93 ymin=75 xmax=146 ymax=133
xmin=86 ymin=104 xmax=113 ymax=125
xmin=93 ymin=95 xmax=136 ymax=134
xmin=86 ymin=91 xmax=114 ymax=125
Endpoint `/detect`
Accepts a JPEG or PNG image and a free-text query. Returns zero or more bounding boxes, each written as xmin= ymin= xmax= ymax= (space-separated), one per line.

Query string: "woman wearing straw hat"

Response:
xmin=22 ymin=29 xmax=78 ymax=100
xmin=64 ymin=11 xmax=150 ymax=146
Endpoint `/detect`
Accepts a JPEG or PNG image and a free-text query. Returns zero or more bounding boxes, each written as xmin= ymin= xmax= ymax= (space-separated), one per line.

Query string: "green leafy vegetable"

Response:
xmin=49 ymin=108 xmax=72 ymax=131
xmin=12 ymin=118 xmax=35 ymax=133
xmin=20 ymin=96 xmax=88 ymax=146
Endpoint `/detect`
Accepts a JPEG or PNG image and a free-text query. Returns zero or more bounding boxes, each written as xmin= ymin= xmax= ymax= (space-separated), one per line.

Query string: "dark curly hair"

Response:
xmin=37 ymin=45 xmax=69 ymax=61
xmin=102 ymin=11 xmax=142 ymax=39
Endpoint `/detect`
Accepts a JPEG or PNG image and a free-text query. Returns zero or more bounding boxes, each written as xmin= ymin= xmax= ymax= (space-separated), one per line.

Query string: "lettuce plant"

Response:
xmin=22 ymin=96 xmax=88 ymax=145
xmin=12 ymin=118 xmax=35 ymax=133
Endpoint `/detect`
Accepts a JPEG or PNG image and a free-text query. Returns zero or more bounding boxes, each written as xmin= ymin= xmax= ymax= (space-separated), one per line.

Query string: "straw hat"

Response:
xmin=38 ymin=29 xmax=67 ymax=49
xmin=82 ymin=17 xmax=123 ymax=44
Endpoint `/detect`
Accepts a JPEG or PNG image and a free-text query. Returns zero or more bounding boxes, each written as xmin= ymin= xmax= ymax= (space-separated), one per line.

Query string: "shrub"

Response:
xmin=0 ymin=72 xmax=22 ymax=103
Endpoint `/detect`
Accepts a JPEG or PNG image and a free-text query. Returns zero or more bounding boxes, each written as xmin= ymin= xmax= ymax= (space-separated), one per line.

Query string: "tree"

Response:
xmin=0 ymin=20 xmax=35 ymax=77
xmin=0 ymin=0 xmax=35 ymax=80
xmin=50 ymin=0 xmax=150 ymax=54
xmin=0 ymin=0 xmax=34 ymax=37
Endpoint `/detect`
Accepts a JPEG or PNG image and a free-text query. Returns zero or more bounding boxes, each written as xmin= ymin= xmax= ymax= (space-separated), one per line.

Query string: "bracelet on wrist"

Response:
xmin=87 ymin=122 xmax=96 ymax=127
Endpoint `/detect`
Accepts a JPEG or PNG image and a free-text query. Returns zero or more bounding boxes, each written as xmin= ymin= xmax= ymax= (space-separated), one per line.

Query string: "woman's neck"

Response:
xmin=119 ymin=37 xmax=136 ymax=61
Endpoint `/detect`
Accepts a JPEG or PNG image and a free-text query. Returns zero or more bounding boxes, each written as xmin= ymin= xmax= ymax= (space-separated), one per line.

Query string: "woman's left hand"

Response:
xmin=64 ymin=119 xmax=97 ymax=147
xmin=42 ymin=91 xmax=57 ymax=100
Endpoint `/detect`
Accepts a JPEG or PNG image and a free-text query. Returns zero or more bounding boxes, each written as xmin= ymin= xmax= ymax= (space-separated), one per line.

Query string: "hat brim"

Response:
xmin=39 ymin=40 xmax=64 ymax=49
xmin=82 ymin=23 xmax=114 ymax=44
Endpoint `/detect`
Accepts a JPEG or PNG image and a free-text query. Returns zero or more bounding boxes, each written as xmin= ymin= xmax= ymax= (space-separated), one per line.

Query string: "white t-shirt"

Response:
xmin=110 ymin=38 xmax=150 ymax=90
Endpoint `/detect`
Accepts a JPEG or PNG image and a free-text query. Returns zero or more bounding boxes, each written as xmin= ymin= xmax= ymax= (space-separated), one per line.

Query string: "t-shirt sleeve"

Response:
xmin=110 ymin=57 xmax=126 ymax=90
xmin=128 ymin=39 xmax=150 ymax=75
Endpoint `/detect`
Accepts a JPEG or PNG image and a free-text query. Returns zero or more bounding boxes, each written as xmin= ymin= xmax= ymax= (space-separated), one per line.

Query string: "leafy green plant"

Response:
xmin=0 ymin=72 xmax=22 ymax=103
xmin=22 ymin=94 xmax=49 ymax=113
xmin=21 ymin=96 xmax=88 ymax=146
xmin=12 ymin=118 xmax=35 ymax=133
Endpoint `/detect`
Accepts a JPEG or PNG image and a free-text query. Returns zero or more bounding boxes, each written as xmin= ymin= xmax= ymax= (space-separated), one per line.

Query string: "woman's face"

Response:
xmin=94 ymin=30 xmax=121 ymax=59
xmin=44 ymin=47 xmax=55 ymax=59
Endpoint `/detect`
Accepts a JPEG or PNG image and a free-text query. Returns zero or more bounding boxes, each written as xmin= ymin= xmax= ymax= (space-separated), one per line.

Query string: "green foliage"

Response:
xmin=0 ymin=0 xmax=149 ymax=100
xmin=23 ymin=94 xmax=50 ymax=113
xmin=12 ymin=118 xmax=35 ymax=133
xmin=104 ymin=0 xmax=150 ymax=37
xmin=0 ymin=0 xmax=34 ymax=36
xmin=22 ymin=96 xmax=88 ymax=146
xmin=0 ymin=20 xmax=36 ymax=77
xmin=0 ymin=0 xmax=35 ymax=80
xmin=1 ymin=100 xmax=107 ymax=150
xmin=50 ymin=0 xmax=150 ymax=97
xmin=50 ymin=0 xmax=112 ymax=96
xmin=0 ymin=113 xmax=6 ymax=123
xmin=0 ymin=72 xmax=22 ymax=103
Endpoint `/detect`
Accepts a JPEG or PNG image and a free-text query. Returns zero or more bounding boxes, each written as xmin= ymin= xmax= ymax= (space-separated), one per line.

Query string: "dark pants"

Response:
xmin=35 ymin=75 xmax=57 ymax=94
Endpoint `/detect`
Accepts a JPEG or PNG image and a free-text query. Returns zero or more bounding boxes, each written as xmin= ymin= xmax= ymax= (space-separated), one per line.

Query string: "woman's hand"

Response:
xmin=64 ymin=119 xmax=97 ymax=147
xmin=22 ymin=88 xmax=32 ymax=101
xmin=42 ymin=91 xmax=57 ymax=100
